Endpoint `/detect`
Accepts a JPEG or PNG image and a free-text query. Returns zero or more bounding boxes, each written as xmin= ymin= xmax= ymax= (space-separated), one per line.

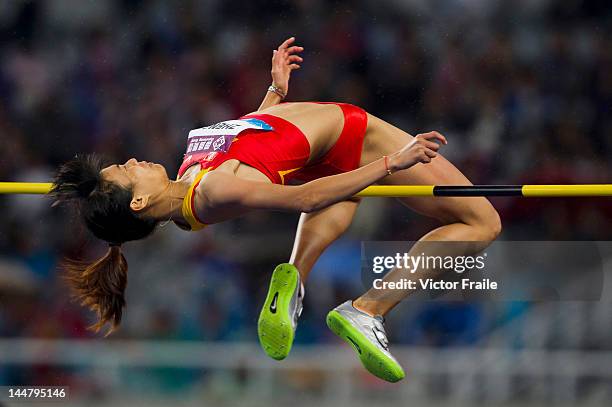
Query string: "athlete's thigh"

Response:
xmin=290 ymin=198 xmax=360 ymax=273
xmin=361 ymin=113 xmax=492 ymax=224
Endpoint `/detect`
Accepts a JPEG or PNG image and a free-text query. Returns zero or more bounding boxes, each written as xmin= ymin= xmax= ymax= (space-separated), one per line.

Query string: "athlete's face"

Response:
xmin=100 ymin=158 xmax=170 ymax=213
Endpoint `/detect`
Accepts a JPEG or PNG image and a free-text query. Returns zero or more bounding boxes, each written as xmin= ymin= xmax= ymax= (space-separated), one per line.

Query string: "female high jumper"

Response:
xmin=51 ymin=37 xmax=501 ymax=382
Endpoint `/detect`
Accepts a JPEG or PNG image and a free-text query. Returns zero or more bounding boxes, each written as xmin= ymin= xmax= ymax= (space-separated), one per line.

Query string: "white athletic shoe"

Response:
xmin=326 ymin=300 xmax=405 ymax=382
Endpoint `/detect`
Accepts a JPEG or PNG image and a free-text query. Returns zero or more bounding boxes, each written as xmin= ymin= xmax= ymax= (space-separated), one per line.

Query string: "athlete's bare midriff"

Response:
xmin=181 ymin=102 xmax=346 ymax=183
xmin=248 ymin=102 xmax=345 ymax=160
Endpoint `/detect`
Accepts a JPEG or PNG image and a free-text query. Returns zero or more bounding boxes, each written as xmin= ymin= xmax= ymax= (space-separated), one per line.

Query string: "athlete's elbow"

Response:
xmin=298 ymin=197 xmax=318 ymax=213
xmin=297 ymin=191 xmax=324 ymax=213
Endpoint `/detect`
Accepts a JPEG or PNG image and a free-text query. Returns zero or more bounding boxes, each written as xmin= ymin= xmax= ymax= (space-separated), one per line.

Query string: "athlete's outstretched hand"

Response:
xmin=271 ymin=37 xmax=304 ymax=97
xmin=390 ymin=131 xmax=448 ymax=171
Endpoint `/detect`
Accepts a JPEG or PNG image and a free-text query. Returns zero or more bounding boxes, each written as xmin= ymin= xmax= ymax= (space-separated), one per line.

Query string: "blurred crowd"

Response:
xmin=0 ymin=0 xmax=611 ymax=392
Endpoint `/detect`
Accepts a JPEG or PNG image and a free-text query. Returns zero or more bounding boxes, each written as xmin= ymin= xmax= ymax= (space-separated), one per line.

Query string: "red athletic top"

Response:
xmin=177 ymin=102 xmax=368 ymax=185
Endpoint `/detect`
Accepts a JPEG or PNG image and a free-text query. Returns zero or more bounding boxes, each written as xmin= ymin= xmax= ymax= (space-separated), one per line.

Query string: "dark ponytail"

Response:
xmin=50 ymin=154 xmax=158 ymax=335
xmin=63 ymin=246 xmax=128 ymax=336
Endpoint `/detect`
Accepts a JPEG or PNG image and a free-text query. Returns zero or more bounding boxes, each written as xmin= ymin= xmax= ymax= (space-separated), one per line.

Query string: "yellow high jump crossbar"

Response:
xmin=1 ymin=182 xmax=612 ymax=197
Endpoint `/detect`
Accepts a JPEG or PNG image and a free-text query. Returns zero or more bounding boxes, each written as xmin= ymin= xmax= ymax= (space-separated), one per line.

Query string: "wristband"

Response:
xmin=384 ymin=155 xmax=393 ymax=175
xmin=268 ymin=84 xmax=286 ymax=99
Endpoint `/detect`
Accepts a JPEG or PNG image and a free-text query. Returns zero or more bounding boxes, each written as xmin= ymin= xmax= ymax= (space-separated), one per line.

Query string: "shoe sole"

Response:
xmin=258 ymin=263 xmax=299 ymax=360
xmin=326 ymin=310 xmax=405 ymax=382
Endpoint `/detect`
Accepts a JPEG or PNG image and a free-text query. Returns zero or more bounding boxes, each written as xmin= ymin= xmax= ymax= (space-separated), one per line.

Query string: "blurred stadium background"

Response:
xmin=0 ymin=0 xmax=611 ymax=406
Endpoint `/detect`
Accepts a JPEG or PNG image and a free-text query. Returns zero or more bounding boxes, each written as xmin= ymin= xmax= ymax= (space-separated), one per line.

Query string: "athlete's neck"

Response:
xmin=151 ymin=179 xmax=191 ymax=223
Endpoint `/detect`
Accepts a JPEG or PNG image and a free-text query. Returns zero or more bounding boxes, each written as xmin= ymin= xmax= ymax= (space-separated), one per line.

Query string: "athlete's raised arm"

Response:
xmin=257 ymin=37 xmax=304 ymax=111
xmin=198 ymin=132 xmax=447 ymax=222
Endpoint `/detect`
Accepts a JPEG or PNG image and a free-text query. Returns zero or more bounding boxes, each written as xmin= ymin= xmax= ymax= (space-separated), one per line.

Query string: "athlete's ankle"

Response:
xmin=290 ymin=264 xmax=308 ymax=284
xmin=351 ymin=299 xmax=379 ymax=317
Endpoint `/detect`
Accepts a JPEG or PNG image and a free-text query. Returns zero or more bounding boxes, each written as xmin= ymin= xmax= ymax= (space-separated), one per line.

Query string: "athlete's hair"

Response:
xmin=50 ymin=154 xmax=158 ymax=335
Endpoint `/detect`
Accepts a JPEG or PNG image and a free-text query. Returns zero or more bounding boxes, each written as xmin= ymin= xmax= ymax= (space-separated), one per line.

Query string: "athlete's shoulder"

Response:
xmin=191 ymin=170 xmax=257 ymax=225
xmin=197 ymin=170 xmax=239 ymax=203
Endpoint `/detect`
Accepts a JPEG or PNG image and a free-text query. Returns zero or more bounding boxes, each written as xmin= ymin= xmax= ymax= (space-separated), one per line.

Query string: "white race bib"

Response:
xmin=185 ymin=118 xmax=273 ymax=155
xmin=188 ymin=118 xmax=273 ymax=138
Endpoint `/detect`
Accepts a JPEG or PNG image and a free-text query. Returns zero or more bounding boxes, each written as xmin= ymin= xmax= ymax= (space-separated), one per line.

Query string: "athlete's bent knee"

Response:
xmin=476 ymin=204 xmax=502 ymax=242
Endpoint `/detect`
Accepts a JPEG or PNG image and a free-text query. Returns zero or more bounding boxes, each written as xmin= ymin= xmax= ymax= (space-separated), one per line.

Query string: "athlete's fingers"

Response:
xmin=419 ymin=152 xmax=432 ymax=163
xmin=288 ymin=55 xmax=303 ymax=63
xmin=286 ymin=46 xmax=304 ymax=55
xmin=417 ymin=139 xmax=441 ymax=151
xmin=424 ymin=148 xmax=438 ymax=158
xmin=415 ymin=131 xmax=443 ymax=141
xmin=289 ymin=64 xmax=301 ymax=70
xmin=413 ymin=136 xmax=441 ymax=149
xmin=278 ymin=37 xmax=295 ymax=50
xmin=417 ymin=131 xmax=447 ymax=145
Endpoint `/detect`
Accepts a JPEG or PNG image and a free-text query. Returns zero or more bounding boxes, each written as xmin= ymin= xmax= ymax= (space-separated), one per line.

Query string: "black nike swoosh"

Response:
xmin=269 ymin=292 xmax=279 ymax=314
xmin=346 ymin=336 xmax=362 ymax=354
xmin=373 ymin=328 xmax=389 ymax=351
